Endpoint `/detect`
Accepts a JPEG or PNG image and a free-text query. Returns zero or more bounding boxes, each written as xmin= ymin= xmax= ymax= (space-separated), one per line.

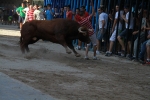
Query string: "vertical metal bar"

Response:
xmin=105 ymin=0 xmax=112 ymax=51
xmin=130 ymin=0 xmax=139 ymax=58
xmin=124 ymin=0 xmax=133 ymax=57
xmin=145 ymin=0 xmax=150 ymax=40
xmin=86 ymin=0 xmax=90 ymax=12
xmin=136 ymin=0 xmax=144 ymax=59
xmin=114 ymin=0 xmax=122 ymax=54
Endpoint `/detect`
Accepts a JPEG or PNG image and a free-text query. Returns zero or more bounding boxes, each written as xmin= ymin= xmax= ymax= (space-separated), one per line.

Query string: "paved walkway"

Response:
xmin=0 ymin=72 xmax=55 ymax=100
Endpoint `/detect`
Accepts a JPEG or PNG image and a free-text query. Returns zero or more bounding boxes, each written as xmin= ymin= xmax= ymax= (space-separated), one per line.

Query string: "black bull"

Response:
xmin=20 ymin=19 xmax=91 ymax=57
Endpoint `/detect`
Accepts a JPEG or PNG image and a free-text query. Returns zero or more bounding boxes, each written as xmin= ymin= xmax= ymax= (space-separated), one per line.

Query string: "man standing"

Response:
xmin=105 ymin=5 xmax=124 ymax=56
xmin=117 ymin=5 xmax=134 ymax=56
xmin=34 ymin=4 xmax=44 ymax=20
xmin=78 ymin=0 xmax=97 ymax=60
xmin=16 ymin=2 xmax=25 ymax=30
xmin=22 ymin=2 xmax=30 ymax=23
xmin=96 ymin=6 xmax=108 ymax=54
xmin=66 ymin=5 xmax=73 ymax=20
xmin=45 ymin=4 xmax=54 ymax=20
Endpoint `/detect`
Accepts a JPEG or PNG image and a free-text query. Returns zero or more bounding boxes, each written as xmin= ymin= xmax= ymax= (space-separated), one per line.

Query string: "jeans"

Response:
xmin=133 ymin=32 xmax=145 ymax=57
xmin=139 ymin=40 xmax=148 ymax=60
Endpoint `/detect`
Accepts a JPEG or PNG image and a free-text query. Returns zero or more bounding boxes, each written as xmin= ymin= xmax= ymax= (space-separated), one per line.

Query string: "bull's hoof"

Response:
xmin=75 ymin=53 xmax=81 ymax=57
xmin=66 ymin=51 xmax=72 ymax=54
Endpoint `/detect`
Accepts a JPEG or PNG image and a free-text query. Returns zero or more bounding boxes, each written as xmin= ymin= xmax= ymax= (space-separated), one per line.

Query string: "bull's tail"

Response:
xmin=20 ymin=36 xmax=23 ymax=44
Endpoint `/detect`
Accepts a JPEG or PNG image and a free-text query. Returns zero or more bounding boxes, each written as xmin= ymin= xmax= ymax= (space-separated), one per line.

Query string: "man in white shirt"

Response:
xmin=22 ymin=2 xmax=30 ymax=23
xmin=33 ymin=4 xmax=44 ymax=20
xmin=105 ymin=5 xmax=124 ymax=56
xmin=117 ymin=5 xmax=134 ymax=56
xmin=96 ymin=6 xmax=108 ymax=54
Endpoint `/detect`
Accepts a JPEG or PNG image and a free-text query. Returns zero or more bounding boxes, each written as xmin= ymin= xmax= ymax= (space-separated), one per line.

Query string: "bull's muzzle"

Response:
xmin=78 ymin=27 xmax=87 ymax=36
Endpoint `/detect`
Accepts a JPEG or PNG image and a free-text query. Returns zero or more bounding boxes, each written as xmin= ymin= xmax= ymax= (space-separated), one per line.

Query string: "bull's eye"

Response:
xmin=33 ymin=37 xmax=37 ymax=40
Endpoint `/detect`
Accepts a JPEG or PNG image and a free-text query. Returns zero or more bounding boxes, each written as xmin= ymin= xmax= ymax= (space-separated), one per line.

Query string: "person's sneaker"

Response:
xmin=84 ymin=56 xmax=89 ymax=60
xmin=105 ymin=51 xmax=112 ymax=57
xmin=96 ymin=51 xmax=100 ymax=55
xmin=76 ymin=46 xmax=81 ymax=50
xmin=138 ymin=58 xmax=144 ymax=62
xmin=121 ymin=50 xmax=125 ymax=57
xmin=126 ymin=54 xmax=132 ymax=60
xmin=118 ymin=52 xmax=121 ymax=56
xmin=93 ymin=56 xmax=97 ymax=60
xmin=146 ymin=59 xmax=150 ymax=64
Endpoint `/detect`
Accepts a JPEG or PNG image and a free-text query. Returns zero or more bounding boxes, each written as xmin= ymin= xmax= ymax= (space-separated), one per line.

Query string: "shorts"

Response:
xmin=18 ymin=16 xmax=25 ymax=23
xmin=97 ymin=28 xmax=107 ymax=40
xmin=110 ymin=29 xmax=122 ymax=41
xmin=87 ymin=33 xmax=97 ymax=46
xmin=13 ymin=14 xmax=18 ymax=21
xmin=146 ymin=39 xmax=150 ymax=46
xmin=118 ymin=29 xmax=133 ymax=41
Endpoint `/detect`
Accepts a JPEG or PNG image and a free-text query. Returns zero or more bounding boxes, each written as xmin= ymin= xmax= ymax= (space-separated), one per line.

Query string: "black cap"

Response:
xmin=124 ymin=5 xmax=130 ymax=9
xmin=67 ymin=5 xmax=71 ymax=8
xmin=80 ymin=5 xmax=85 ymax=9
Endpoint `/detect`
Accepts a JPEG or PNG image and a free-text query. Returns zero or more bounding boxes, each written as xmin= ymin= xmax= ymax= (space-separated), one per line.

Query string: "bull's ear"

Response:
xmin=78 ymin=27 xmax=87 ymax=36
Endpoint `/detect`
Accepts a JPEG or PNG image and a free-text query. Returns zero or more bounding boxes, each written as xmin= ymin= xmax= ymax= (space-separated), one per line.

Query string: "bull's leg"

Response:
xmin=20 ymin=37 xmax=25 ymax=53
xmin=20 ymin=43 xmax=25 ymax=53
xmin=56 ymin=35 xmax=72 ymax=54
xmin=66 ymin=40 xmax=81 ymax=57
xmin=25 ymin=45 xmax=30 ymax=52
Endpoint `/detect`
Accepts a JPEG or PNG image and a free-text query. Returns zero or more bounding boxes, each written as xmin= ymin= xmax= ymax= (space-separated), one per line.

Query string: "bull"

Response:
xmin=20 ymin=18 xmax=91 ymax=57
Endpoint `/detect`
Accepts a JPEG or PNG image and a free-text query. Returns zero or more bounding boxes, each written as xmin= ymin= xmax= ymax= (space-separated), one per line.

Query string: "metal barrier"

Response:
xmin=44 ymin=0 xmax=150 ymax=58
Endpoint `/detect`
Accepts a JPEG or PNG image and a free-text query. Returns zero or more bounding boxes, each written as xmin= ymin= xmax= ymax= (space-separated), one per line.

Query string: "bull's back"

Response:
xmin=29 ymin=19 xmax=80 ymax=34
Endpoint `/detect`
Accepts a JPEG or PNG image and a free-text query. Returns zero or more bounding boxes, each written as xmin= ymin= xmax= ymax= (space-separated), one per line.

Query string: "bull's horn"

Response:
xmin=78 ymin=27 xmax=87 ymax=36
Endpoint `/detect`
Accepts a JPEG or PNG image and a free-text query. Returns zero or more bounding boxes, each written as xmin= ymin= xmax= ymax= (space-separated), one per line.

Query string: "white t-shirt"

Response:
xmin=99 ymin=12 xmax=108 ymax=29
xmin=125 ymin=12 xmax=134 ymax=29
xmin=141 ymin=17 xmax=146 ymax=28
xmin=34 ymin=9 xmax=44 ymax=20
xmin=115 ymin=11 xmax=123 ymax=30
xmin=39 ymin=8 xmax=44 ymax=20
xmin=23 ymin=7 xmax=29 ymax=16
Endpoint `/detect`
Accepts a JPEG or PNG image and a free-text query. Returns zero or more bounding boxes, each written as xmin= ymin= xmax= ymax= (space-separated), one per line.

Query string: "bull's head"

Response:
xmin=78 ymin=27 xmax=91 ymax=43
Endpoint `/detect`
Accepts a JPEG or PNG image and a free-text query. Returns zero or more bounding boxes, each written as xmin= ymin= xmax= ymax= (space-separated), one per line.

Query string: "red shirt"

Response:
xmin=27 ymin=10 xmax=34 ymax=21
xmin=78 ymin=15 xmax=94 ymax=36
xmin=74 ymin=14 xmax=81 ymax=21
xmin=66 ymin=11 xmax=73 ymax=20
xmin=75 ymin=11 xmax=89 ymax=22
xmin=84 ymin=11 xmax=89 ymax=17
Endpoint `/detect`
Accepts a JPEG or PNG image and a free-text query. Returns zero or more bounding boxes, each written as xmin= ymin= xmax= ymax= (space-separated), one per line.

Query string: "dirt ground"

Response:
xmin=0 ymin=25 xmax=150 ymax=100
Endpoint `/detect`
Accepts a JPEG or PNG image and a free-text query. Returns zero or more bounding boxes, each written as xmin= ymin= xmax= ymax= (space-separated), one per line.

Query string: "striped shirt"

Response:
xmin=27 ymin=10 xmax=34 ymax=21
xmin=78 ymin=15 xmax=94 ymax=36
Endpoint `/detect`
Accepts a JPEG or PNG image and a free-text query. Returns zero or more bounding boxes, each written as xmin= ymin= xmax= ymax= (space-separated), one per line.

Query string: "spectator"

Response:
xmin=59 ymin=7 xmax=64 ymax=18
xmin=34 ymin=4 xmax=44 ymax=20
xmin=22 ymin=2 xmax=30 ymax=23
xmin=45 ymin=4 xmax=54 ymax=20
xmin=63 ymin=5 xmax=67 ymax=18
xmin=39 ymin=5 xmax=45 ymax=20
xmin=66 ymin=5 xmax=73 ymax=20
xmin=43 ymin=5 xmax=47 ymax=20
xmin=16 ymin=2 xmax=25 ymax=30
xmin=12 ymin=5 xmax=18 ymax=26
xmin=96 ymin=6 xmax=108 ymax=54
xmin=53 ymin=7 xmax=59 ymax=18
xmin=117 ymin=5 xmax=134 ymax=57
xmin=132 ymin=9 xmax=147 ymax=59
xmin=27 ymin=5 xmax=34 ymax=21
xmin=105 ymin=5 xmax=124 ymax=56
xmin=139 ymin=20 xmax=150 ymax=64
xmin=74 ymin=8 xmax=82 ymax=50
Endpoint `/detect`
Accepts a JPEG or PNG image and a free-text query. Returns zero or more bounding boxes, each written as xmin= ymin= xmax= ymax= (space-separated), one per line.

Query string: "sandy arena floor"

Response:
xmin=0 ymin=24 xmax=150 ymax=100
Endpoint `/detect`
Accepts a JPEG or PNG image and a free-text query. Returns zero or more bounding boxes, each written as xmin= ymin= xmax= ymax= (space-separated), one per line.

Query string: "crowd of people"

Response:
xmin=0 ymin=0 xmax=150 ymax=64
